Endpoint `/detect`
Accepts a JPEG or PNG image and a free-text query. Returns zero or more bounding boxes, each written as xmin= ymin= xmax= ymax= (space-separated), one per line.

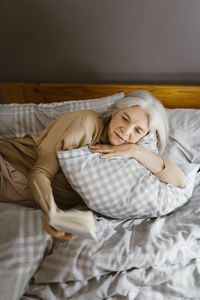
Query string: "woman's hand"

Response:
xmin=43 ymin=217 xmax=77 ymax=240
xmin=89 ymin=143 xmax=165 ymax=175
xmin=89 ymin=144 xmax=137 ymax=159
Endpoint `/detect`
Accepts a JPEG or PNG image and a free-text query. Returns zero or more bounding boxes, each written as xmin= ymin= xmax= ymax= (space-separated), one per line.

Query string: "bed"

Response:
xmin=0 ymin=82 xmax=200 ymax=300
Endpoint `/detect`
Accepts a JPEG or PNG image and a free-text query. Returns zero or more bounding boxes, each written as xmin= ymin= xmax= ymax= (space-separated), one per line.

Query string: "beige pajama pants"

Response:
xmin=0 ymin=154 xmax=39 ymax=208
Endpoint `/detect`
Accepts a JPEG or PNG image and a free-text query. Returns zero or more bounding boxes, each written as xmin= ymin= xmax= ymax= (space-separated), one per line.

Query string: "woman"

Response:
xmin=0 ymin=91 xmax=185 ymax=239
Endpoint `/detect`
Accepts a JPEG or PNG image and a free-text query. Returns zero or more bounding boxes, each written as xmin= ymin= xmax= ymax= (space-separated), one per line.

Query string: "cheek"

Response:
xmin=129 ymin=137 xmax=139 ymax=144
xmin=108 ymin=116 xmax=117 ymax=133
xmin=110 ymin=114 xmax=122 ymax=129
xmin=132 ymin=133 xmax=146 ymax=144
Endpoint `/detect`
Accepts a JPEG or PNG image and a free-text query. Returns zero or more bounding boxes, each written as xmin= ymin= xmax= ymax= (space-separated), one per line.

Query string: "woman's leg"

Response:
xmin=0 ymin=154 xmax=39 ymax=208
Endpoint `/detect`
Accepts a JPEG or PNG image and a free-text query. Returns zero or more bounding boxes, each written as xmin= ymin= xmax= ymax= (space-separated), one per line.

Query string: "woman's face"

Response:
xmin=107 ymin=106 xmax=149 ymax=145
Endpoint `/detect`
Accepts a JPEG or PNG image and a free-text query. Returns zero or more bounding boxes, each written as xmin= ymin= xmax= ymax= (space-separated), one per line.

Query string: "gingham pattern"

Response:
xmin=58 ymin=146 xmax=199 ymax=219
xmin=0 ymin=92 xmax=124 ymax=142
xmin=0 ymin=203 xmax=52 ymax=300
xmin=34 ymin=172 xmax=200 ymax=286
xmin=1 ymin=175 xmax=200 ymax=299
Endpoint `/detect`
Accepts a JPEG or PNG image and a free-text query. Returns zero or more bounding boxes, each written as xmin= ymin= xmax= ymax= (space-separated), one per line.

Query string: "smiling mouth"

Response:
xmin=114 ymin=132 xmax=127 ymax=142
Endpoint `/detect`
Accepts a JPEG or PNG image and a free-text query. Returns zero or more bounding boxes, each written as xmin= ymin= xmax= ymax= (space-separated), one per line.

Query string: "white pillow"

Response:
xmin=0 ymin=92 xmax=125 ymax=142
xmin=57 ymin=145 xmax=199 ymax=219
xmin=165 ymin=109 xmax=200 ymax=164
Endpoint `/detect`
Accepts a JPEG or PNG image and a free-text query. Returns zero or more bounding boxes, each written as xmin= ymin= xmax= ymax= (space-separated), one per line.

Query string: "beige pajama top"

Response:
xmin=0 ymin=110 xmax=185 ymax=213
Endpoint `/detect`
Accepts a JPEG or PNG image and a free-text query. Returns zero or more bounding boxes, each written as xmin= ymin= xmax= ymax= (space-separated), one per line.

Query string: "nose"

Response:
xmin=123 ymin=124 xmax=134 ymax=140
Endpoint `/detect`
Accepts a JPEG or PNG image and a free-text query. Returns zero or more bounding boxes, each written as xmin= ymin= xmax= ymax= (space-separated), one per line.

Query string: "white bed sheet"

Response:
xmin=0 ymin=99 xmax=200 ymax=300
xmin=0 ymin=172 xmax=199 ymax=300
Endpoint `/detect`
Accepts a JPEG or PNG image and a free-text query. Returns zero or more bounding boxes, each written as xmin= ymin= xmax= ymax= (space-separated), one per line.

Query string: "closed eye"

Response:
xmin=135 ymin=128 xmax=142 ymax=134
xmin=122 ymin=115 xmax=128 ymax=122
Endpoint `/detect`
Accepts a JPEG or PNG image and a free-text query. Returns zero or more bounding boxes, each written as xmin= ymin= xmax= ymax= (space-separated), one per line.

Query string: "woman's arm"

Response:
xmin=29 ymin=111 xmax=102 ymax=211
xmin=28 ymin=110 xmax=103 ymax=239
xmin=89 ymin=143 xmax=186 ymax=188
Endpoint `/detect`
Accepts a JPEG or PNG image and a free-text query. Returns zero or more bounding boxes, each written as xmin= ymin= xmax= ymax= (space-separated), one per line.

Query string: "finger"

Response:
xmin=100 ymin=150 xmax=128 ymax=158
xmin=91 ymin=149 xmax=111 ymax=154
xmin=89 ymin=144 xmax=112 ymax=150
xmin=100 ymin=152 xmax=118 ymax=158
xmin=89 ymin=147 xmax=106 ymax=152
xmin=44 ymin=224 xmax=76 ymax=240
xmin=43 ymin=219 xmax=64 ymax=236
xmin=90 ymin=147 xmax=115 ymax=153
xmin=43 ymin=218 xmax=77 ymax=240
xmin=89 ymin=144 xmax=104 ymax=148
xmin=44 ymin=224 xmax=65 ymax=238
xmin=61 ymin=233 xmax=77 ymax=240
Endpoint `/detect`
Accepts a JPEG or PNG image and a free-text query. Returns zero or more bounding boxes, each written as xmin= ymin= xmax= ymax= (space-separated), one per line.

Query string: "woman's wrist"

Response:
xmin=130 ymin=144 xmax=141 ymax=159
xmin=131 ymin=144 xmax=165 ymax=174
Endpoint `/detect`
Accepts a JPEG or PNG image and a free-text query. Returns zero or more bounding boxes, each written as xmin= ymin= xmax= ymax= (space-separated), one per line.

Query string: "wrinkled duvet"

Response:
xmin=0 ymin=173 xmax=200 ymax=300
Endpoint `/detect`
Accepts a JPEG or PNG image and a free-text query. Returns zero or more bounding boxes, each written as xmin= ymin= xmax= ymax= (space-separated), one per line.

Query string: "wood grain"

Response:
xmin=1 ymin=82 xmax=200 ymax=108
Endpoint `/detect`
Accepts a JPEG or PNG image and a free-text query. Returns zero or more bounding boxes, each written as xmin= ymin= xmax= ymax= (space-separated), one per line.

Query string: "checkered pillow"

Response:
xmin=0 ymin=92 xmax=124 ymax=142
xmin=58 ymin=145 xmax=199 ymax=219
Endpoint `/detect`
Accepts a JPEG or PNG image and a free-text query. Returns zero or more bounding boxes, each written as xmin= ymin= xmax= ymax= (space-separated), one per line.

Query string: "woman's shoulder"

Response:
xmin=52 ymin=110 xmax=104 ymax=135
xmin=77 ymin=110 xmax=103 ymax=127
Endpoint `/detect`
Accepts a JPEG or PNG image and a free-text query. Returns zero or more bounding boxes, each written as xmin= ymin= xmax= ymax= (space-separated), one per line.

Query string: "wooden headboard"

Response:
xmin=1 ymin=82 xmax=200 ymax=108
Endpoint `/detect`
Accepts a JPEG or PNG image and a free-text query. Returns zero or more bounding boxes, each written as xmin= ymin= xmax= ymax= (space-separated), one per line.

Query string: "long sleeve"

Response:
xmin=28 ymin=110 xmax=103 ymax=214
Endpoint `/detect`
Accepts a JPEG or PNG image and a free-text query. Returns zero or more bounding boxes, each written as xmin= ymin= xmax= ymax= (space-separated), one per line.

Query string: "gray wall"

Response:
xmin=1 ymin=0 xmax=200 ymax=84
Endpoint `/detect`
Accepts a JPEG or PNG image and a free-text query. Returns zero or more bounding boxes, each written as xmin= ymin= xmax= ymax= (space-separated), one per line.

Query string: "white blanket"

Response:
xmin=1 ymin=173 xmax=200 ymax=300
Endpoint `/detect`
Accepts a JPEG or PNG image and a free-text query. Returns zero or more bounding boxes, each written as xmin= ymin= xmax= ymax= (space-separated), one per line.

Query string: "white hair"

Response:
xmin=102 ymin=90 xmax=169 ymax=153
